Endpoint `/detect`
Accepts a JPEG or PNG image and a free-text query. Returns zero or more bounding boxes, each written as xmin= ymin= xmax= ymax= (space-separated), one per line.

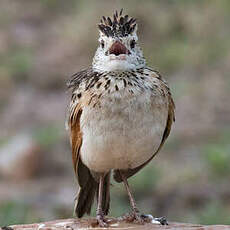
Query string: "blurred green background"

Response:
xmin=0 ymin=0 xmax=230 ymax=226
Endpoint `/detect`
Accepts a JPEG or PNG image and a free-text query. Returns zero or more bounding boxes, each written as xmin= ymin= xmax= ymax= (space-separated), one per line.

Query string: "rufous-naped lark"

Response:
xmin=67 ymin=9 xmax=175 ymax=227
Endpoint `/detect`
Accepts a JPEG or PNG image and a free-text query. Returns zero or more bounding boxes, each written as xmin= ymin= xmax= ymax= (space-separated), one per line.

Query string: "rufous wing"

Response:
xmin=69 ymin=102 xmax=91 ymax=186
xmin=69 ymin=103 xmax=82 ymax=171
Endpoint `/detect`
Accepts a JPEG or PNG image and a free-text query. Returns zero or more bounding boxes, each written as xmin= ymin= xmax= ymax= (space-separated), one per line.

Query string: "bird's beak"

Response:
xmin=109 ymin=41 xmax=130 ymax=56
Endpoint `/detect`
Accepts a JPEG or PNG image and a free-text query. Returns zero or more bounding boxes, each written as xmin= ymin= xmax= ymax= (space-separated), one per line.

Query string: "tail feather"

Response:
xmin=74 ymin=176 xmax=98 ymax=218
xmin=74 ymin=171 xmax=111 ymax=218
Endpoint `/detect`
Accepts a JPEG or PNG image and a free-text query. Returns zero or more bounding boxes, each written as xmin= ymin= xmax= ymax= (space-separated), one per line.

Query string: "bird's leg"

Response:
xmin=118 ymin=170 xmax=168 ymax=225
xmin=119 ymin=171 xmax=145 ymax=224
xmin=96 ymin=173 xmax=107 ymax=227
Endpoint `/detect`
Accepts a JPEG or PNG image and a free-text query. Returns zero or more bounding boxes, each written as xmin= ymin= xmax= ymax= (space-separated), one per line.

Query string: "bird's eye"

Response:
xmin=101 ymin=40 xmax=105 ymax=49
xmin=130 ymin=40 xmax=136 ymax=49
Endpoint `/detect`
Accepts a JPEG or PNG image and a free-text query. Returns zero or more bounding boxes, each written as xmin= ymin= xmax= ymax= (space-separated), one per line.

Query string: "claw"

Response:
xmin=154 ymin=216 xmax=168 ymax=225
xmin=120 ymin=213 xmax=168 ymax=225
xmin=97 ymin=214 xmax=108 ymax=227
xmin=120 ymin=211 xmax=147 ymax=224
xmin=140 ymin=214 xmax=154 ymax=223
xmin=141 ymin=214 xmax=168 ymax=225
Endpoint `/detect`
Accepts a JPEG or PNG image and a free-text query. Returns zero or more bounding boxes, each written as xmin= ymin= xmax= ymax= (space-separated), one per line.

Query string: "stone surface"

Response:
xmin=2 ymin=218 xmax=230 ymax=230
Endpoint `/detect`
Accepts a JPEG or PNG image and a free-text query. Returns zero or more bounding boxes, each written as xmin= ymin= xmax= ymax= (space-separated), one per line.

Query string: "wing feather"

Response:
xmin=67 ymin=68 xmax=91 ymax=187
xmin=67 ymin=67 xmax=100 ymax=187
xmin=69 ymin=102 xmax=82 ymax=172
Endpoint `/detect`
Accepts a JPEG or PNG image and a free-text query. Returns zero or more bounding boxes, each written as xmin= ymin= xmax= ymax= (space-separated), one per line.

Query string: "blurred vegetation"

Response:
xmin=0 ymin=202 xmax=41 ymax=226
xmin=0 ymin=0 xmax=230 ymax=227
xmin=197 ymin=201 xmax=230 ymax=225
xmin=203 ymin=131 xmax=230 ymax=178
xmin=34 ymin=125 xmax=62 ymax=147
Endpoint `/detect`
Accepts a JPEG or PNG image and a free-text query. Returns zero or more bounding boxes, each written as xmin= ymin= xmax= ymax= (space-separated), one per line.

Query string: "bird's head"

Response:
xmin=92 ymin=9 xmax=146 ymax=72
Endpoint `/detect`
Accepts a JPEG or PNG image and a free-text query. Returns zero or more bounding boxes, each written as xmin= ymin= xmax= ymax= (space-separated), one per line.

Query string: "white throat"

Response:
xmin=93 ymin=58 xmax=141 ymax=72
xmin=92 ymin=50 xmax=145 ymax=72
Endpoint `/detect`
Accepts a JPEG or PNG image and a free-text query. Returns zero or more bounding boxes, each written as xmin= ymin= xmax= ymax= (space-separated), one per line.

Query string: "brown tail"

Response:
xmin=74 ymin=172 xmax=111 ymax=217
xmin=74 ymin=174 xmax=97 ymax=218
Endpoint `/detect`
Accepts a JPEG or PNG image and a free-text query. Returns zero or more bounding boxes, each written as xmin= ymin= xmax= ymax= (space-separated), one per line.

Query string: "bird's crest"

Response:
xmin=98 ymin=9 xmax=137 ymax=37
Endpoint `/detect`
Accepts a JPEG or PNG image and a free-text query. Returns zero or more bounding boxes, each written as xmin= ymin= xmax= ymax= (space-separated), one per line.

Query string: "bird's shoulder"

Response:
xmin=144 ymin=67 xmax=170 ymax=91
xmin=145 ymin=67 xmax=175 ymax=135
xmin=148 ymin=67 xmax=175 ymax=117
xmin=143 ymin=67 xmax=175 ymax=107
xmin=67 ymin=67 xmax=98 ymax=91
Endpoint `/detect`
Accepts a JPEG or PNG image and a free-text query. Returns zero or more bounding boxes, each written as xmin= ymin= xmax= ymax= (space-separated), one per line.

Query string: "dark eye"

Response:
xmin=130 ymin=40 xmax=136 ymax=49
xmin=101 ymin=40 xmax=105 ymax=49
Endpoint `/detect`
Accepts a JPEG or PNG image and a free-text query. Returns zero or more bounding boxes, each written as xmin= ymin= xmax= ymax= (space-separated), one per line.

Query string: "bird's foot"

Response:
xmin=141 ymin=214 xmax=168 ymax=225
xmin=119 ymin=212 xmax=168 ymax=225
xmin=119 ymin=211 xmax=146 ymax=224
xmin=96 ymin=213 xmax=108 ymax=227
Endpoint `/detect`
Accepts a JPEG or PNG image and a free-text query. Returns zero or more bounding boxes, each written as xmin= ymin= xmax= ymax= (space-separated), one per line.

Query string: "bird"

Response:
xmin=67 ymin=9 xmax=175 ymax=227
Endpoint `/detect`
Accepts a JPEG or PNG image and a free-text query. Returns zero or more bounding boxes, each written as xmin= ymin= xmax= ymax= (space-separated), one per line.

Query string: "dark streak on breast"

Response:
xmin=129 ymin=89 xmax=134 ymax=94
xmin=88 ymin=94 xmax=97 ymax=105
xmin=86 ymin=73 xmax=101 ymax=90
xmin=123 ymin=79 xmax=127 ymax=87
xmin=105 ymin=79 xmax=111 ymax=90
xmin=130 ymin=71 xmax=137 ymax=77
xmin=97 ymin=82 xmax=102 ymax=88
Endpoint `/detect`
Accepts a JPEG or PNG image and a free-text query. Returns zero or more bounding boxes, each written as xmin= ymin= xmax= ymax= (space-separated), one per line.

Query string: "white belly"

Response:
xmin=80 ymin=90 xmax=168 ymax=173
